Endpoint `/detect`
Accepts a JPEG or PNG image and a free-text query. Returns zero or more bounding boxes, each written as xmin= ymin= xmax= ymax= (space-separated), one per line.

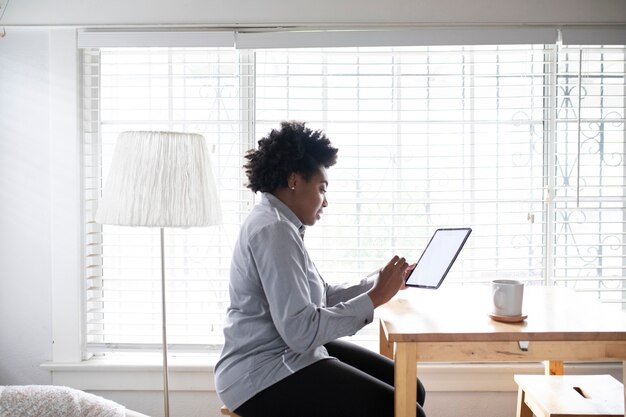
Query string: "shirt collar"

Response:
xmin=261 ymin=192 xmax=307 ymax=238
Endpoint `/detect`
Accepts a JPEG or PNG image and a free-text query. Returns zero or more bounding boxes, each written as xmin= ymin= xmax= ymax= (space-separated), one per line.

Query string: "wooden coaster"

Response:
xmin=489 ymin=313 xmax=528 ymax=323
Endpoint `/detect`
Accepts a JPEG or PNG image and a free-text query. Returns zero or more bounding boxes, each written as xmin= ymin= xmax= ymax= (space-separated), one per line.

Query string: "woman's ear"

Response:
xmin=287 ymin=172 xmax=297 ymax=190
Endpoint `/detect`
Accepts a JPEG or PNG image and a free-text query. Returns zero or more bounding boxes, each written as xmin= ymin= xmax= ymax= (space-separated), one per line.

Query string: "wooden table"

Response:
xmin=377 ymin=285 xmax=626 ymax=417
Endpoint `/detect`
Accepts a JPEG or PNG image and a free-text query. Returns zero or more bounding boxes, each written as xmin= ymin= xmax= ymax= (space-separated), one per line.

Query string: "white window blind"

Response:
xmin=81 ymin=42 xmax=626 ymax=354
xmin=253 ymin=46 xmax=550 ymax=288
xmin=82 ymin=47 xmax=250 ymax=352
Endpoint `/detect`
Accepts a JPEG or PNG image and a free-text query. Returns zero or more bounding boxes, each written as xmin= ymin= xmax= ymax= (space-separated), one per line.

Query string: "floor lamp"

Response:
xmin=95 ymin=131 xmax=222 ymax=417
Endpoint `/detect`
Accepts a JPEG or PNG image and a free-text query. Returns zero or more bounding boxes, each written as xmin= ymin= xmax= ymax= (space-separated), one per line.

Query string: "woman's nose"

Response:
xmin=322 ymin=196 xmax=328 ymax=207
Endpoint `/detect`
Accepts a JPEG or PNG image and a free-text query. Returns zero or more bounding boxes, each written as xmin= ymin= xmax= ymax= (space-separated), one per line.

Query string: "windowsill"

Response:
xmin=41 ymin=357 xmax=623 ymax=393
xmin=42 ymin=354 xmax=221 ymax=391
xmin=43 ymin=353 xmax=222 ymax=371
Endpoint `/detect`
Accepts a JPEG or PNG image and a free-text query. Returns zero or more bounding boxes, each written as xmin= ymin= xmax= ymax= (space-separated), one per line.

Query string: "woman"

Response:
xmin=215 ymin=121 xmax=426 ymax=417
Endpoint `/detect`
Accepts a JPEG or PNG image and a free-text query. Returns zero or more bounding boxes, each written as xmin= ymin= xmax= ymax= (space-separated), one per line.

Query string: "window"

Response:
xmin=552 ymin=46 xmax=626 ymax=302
xmin=82 ymin=47 xmax=245 ymax=352
xmin=81 ymin=40 xmax=626 ymax=355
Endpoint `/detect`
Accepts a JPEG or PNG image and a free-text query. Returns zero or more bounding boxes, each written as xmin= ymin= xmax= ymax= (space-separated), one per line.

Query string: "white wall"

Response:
xmin=1 ymin=0 xmax=626 ymax=27
xmin=0 ymin=29 xmax=53 ymax=386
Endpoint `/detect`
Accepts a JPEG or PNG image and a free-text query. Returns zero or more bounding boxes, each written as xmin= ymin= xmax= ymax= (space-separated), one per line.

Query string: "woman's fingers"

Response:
xmin=368 ymin=255 xmax=411 ymax=307
xmin=385 ymin=255 xmax=406 ymax=272
xmin=399 ymin=263 xmax=416 ymax=290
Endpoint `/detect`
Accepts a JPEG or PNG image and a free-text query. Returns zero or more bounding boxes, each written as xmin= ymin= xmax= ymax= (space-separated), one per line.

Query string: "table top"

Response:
xmin=379 ymin=285 xmax=626 ymax=343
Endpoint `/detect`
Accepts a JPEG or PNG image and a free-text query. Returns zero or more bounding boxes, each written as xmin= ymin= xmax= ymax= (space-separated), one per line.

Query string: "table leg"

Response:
xmin=379 ymin=320 xmax=393 ymax=360
xmin=395 ymin=343 xmax=417 ymax=417
xmin=515 ymin=387 xmax=533 ymax=417
xmin=544 ymin=360 xmax=564 ymax=375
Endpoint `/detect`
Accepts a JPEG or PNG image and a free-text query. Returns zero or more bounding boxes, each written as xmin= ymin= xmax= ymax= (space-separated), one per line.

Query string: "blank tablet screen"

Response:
xmin=405 ymin=228 xmax=472 ymax=289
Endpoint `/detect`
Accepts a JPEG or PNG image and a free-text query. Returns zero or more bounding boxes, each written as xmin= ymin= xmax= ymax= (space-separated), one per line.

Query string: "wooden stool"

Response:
xmin=220 ymin=405 xmax=241 ymax=417
xmin=514 ymin=374 xmax=624 ymax=417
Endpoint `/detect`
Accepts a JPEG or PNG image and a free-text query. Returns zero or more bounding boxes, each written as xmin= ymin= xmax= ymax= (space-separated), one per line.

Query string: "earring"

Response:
xmin=291 ymin=186 xmax=295 ymax=190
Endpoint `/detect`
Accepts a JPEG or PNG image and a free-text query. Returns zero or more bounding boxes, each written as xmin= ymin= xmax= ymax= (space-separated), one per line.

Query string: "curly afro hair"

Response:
xmin=244 ymin=121 xmax=338 ymax=193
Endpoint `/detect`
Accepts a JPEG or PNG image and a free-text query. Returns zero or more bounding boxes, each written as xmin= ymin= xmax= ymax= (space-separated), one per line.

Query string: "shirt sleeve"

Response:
xmin=325 ymin=276 xmax=375 ymax=307
xmin=249 ymin=221 xmax=375 ymax=353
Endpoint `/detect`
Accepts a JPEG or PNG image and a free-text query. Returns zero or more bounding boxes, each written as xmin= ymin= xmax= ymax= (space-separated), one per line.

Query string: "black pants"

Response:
xmin=235 ymin=340 xmax=426 ymax=417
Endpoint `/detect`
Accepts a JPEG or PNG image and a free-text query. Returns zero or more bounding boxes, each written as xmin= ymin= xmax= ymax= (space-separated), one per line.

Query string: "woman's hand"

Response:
xmin=400 ymin=263 xmax=416 ymax=290
xmin=367 ymin=256 xmax=410 ymax=308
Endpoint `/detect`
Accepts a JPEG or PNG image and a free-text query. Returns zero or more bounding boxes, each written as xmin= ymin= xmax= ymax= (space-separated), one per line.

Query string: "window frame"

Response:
xmin=77 ymin=34 xmax=626 ymax=357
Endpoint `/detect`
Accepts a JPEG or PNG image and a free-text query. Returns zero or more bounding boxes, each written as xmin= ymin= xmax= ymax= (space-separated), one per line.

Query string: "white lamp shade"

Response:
xmin=95 ymin=131 xmax=222 ymax=227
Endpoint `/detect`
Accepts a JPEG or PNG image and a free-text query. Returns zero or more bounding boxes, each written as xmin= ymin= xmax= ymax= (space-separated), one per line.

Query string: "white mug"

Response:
xmin=491 ymin=279 xmax=524 ymax=317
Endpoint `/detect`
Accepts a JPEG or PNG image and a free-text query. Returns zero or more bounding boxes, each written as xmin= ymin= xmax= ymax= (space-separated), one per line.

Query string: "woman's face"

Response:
xmin=290 ymin=167 xmax=329 ymax=226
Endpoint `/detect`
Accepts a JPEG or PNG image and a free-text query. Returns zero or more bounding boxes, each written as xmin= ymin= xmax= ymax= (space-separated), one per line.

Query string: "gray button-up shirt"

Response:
xmin=215 ymin=193 xmax=375 ymax=411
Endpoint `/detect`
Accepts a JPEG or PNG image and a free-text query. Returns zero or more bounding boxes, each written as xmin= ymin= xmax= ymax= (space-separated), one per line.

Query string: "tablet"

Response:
xmin=405 ymin=227 xmax=472 ymax=289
